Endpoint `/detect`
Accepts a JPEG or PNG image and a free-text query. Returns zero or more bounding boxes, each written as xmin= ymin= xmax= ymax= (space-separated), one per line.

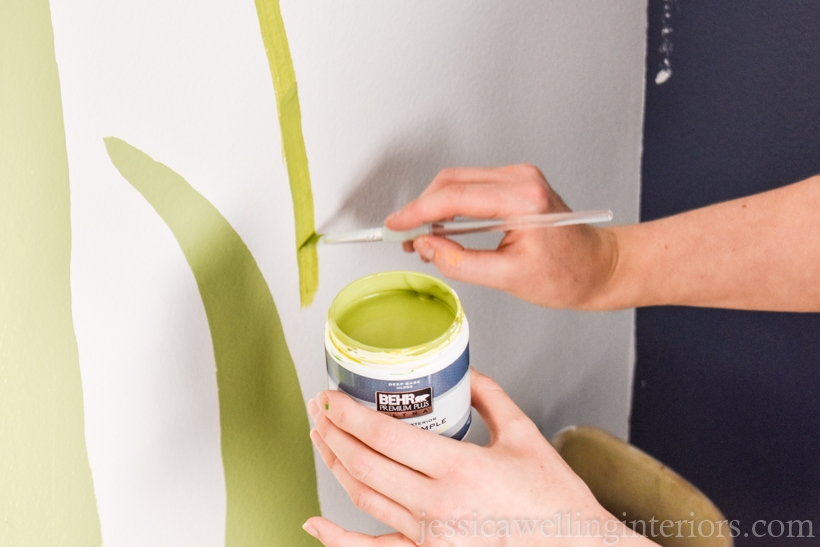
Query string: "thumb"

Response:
xmin=469 ymin=369 xmax=536 ymax=444
xmin=412 ymin=236 xmax=512 ymax=290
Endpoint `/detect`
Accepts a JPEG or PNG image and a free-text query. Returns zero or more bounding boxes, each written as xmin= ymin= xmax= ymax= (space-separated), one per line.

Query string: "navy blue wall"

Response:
xmin=632 ymin=2 xmax=820 ymax=545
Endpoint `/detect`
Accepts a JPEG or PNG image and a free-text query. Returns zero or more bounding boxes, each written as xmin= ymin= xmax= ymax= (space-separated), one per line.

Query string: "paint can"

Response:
xmin=325 ymin=271 xmax=471 ymax=440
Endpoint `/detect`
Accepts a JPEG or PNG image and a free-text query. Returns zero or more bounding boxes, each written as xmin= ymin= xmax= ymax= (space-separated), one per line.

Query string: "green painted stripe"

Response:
xmin=0 ymin=1 xmax=102 ymax=545
xmin=254 ymin=0 xmax=319 ymax=307
xmin=104 ymin=137 xmax=320 ymax=547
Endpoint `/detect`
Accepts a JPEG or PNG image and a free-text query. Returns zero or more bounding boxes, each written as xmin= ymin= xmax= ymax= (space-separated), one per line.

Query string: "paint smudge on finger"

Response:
xmin=254 ymin=0 xmax=319 ymax=307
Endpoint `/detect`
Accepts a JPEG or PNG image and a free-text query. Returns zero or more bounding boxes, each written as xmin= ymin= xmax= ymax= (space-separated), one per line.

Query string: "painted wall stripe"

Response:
xmin=104 ymin=137 xmax=320 ymax=547
xmin=254 ymin=0 xmax=319 ymax=307
xmin=0 ymin=1 xmax=102 ymax=545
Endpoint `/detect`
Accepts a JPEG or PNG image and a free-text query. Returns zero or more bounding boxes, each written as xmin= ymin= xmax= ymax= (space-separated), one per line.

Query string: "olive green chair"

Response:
xmin=552 ymin=426 xmax=733 ymax=547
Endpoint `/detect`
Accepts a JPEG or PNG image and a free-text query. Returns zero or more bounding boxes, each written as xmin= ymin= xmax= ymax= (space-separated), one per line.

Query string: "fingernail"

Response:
xmin=316 ymin=393 xmax=329 ymax=411
xmin=302 ymin=521 xmax=319 ymax=539
xmin=384 ymin=211 xmax=399 ymax=225
xmin=414 ymin=239 xmax=435 ymax=262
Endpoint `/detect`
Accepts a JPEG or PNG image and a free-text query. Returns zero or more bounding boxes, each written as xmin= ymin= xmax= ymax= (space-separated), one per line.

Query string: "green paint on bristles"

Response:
xmin=299 ymin=232 xmax=320 ymax=251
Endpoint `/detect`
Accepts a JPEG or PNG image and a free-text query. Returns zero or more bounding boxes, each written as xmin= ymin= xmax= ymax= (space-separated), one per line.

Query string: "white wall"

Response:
xmin=53 ymin=1 xmax=646 ymax=543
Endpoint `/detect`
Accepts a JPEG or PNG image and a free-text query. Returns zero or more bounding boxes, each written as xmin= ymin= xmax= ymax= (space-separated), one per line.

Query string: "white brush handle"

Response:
xmin=319 ymin=209 xmax=613 ymax=244
xmin=381 ymin=225 xmax=433 ymax=242
xmin=383 ymin=210 xmax=612 ymax=242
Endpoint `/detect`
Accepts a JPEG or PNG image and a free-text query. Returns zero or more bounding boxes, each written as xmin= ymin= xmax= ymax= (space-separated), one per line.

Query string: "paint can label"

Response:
xmin=326 ymin=345 xmax=471 ymax=440
xmin=325 ymin=271 xmax=472 ymax=440
xmin=377 ymin=388 xmax=433 ymax=417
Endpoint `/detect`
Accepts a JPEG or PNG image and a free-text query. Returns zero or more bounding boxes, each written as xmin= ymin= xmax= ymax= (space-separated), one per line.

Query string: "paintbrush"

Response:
xmin=315 ymin=209 xmax=613 ymax=245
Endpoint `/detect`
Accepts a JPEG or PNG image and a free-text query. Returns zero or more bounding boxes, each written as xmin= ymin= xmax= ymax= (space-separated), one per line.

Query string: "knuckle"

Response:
xmin=430 ymin=168 xmax=459 ymax=190
xmin=369 ymin=422 xmax=399 ymax=454
xmin=437 ymin=167 xmax=460 ymax=181
xmin=440 ymin=457 xmax=470 ymax=481
xmin=472 ymin=369 xmax=499 ymax=390
xmin=514 ymin=163 xmax=544 ymax=179
xmin=403 ymin=198 xmax=423 ymax=216
xmin=352 ymin=487 xmax=376 ymax=514
xmin=313 ymin=408 xmax=332 ymax=436
xmin=329 ymin=397 xmax=349 ymax=427
xmin=329 ymin=452 xmax=347 ymax=477
xmin=347 ymin=453 xmax=374 ymax=483
xmin=443 ymin=181 xmax=469 ymax=200
xmin=524 ymin=179 xmax=552 ymax=210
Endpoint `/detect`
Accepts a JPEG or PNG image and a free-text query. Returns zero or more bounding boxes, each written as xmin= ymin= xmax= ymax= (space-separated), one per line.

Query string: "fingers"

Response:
xmin=309 ymin=428 xmax=420 ymax=538
xmin=312 ymin=390 xmax=462 ymax=478
xmin=469 ymin=369 xmax=539 ymax=444
xmin=303 ymin=517 xmax=414 ymax=547
xmin=412 ymin=235 xmax=517 ymax=290
xmin=309 ymin=398 xmax=430 ymax=512
xmin=385 ymin=165 xmax=563 ymax=230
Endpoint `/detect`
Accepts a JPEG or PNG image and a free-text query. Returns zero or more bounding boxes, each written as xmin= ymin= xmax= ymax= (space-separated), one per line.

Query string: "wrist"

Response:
xmin=585 ymin=223 xmax=668 ymax=311
xmin=577 ymin=227 xmax=629 ymax=311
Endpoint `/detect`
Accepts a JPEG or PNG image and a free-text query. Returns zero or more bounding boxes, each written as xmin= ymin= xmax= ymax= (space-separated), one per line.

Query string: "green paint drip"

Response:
xmin=104 ymin=137 xmax=320 ymax=547
xmin=254 ymin=0 xmax=319 ymax=307
xmin=0 ymin=1 xmax=102 ymax=545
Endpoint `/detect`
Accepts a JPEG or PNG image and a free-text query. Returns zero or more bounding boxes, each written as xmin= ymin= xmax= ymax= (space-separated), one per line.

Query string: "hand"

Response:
xmin=303 ymin=370 xmax=653 ymax=546
xmin=384 ymin=165 xmax=619 ymax=310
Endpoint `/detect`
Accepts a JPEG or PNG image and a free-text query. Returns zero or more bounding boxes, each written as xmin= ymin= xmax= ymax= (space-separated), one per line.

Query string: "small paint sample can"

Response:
xmin=325 ymin=271 xmax=471 ymax=440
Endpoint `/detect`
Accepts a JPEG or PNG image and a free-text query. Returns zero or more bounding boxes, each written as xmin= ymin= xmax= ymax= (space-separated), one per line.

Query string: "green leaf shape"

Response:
xmin=0 ymin=1 xmax=102 ymax=545
xmin=254 ymin=0 xmax=319 ymax=307
xmin=104 ymin=136 xmax=320 ymax=547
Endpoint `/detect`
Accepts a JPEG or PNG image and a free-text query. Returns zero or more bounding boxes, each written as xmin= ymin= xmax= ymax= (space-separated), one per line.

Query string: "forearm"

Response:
xmin=599 ymin=175 xmax=820 ymax=311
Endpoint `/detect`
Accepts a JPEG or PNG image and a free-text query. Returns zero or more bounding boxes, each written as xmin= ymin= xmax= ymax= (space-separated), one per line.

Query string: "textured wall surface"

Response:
xmin=36 ymin=0 xmax=649 ymax=543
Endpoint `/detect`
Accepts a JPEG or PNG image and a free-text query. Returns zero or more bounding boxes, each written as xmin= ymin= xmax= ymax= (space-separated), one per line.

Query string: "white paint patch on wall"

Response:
xmin=656 ymin=0 xmax=676 ymax=84
xmin=53 ymin=0 xmax=647 ymax=542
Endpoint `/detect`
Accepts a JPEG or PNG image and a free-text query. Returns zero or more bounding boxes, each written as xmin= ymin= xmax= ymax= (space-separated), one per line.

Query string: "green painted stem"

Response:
xmin=0 ymin=1 xmax=102 ymax=545
xmin=104 ymin=137 xmax=320 ymax=547
xmin=254 ymin=0 xmax=319 ymax=307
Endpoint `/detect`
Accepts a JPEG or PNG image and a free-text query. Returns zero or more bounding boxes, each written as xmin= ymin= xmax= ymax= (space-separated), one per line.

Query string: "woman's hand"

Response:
xmin=391 ymin=167 xmax=820 ymax=311
xmin=302 ymin=369 xmax=654 ymax=546
xmin=384 ymin=165 xmax=620 ymax=310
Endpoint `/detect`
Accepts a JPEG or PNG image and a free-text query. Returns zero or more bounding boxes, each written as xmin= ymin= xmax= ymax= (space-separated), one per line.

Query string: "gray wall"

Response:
xmin=281 ymin=1 xmax=648 ymax=533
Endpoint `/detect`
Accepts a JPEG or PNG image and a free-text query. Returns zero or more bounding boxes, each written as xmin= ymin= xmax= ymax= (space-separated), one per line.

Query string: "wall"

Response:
xmin=634 ymin=2 xmax=820 ymax=545
xmin=2 ymin=1 xmax=647 ymax=545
